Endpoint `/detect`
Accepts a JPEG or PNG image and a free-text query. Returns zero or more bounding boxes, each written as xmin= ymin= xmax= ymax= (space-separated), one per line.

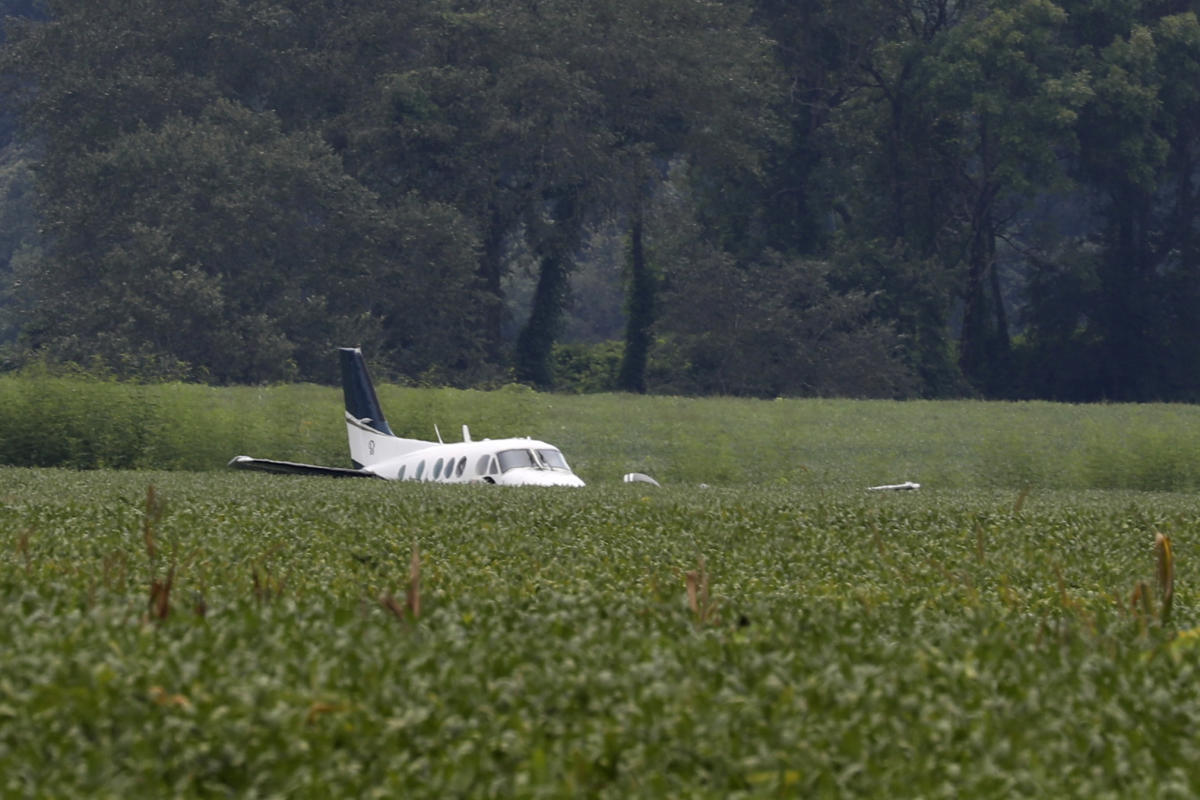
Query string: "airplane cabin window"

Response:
xmin=455 ymin=457 xmax=466 ymax=477
xmin=475 ymin=455 xmax=490 ymax=475
xmin=416 ymin=461 xmax=425 ymax=480
xmin=433 ymin=458 xmax=444 ymax=479
xmin=398 ymin=465 xmax=406 ymax=480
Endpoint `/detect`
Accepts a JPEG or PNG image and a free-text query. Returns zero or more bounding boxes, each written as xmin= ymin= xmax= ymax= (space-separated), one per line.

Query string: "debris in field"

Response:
xmin=867 ymin=481 xmax=921 ymax=491
xmin=623 ymin=472 xmax=661 ymax=487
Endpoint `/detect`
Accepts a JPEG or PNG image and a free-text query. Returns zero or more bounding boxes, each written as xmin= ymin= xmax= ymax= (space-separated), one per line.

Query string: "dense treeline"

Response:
xmin=0 ymin=0 xmax=1197 ymax=400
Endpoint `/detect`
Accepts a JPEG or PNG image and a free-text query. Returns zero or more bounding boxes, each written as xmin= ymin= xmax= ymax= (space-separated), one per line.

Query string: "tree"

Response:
xmin=646 ymin=166 xmax=916 ymax=397
xmin=1022 ymin=6 xmax=1200 ymax=400
xmin=926 ymin=0 xmax=1087 ymax=393
xmin=335 ymin=0 xmax=777 ymax=387
xmin=797 ymin=0 xmax=1092 ymax=396
xmin=2 ymin=3 xmax=485 ymax=382
xmin=10 ymin=103 xmax=378 ymax=380
xmin=654 ymin=250 xmax=916 ymax=397
xmin=812 ymin=0 xmax=977 ymax=395
xmin=0 ymin=146 xmax=37 ymax=350
xmin=749 ymin=0 xmax=901 ymax=258
xmin=563 ymin=0 xmax=777 ymax=391
xmin=617 ymin=214 xmax=654 ymax=392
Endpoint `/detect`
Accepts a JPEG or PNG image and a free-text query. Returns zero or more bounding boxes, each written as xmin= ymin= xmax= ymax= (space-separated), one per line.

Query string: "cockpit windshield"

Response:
xmin=536 ymin=448 xmax=569 ymax=470
xmin=496 ymin=447 xmax=573 ymax=473
xmin=497 ymin=449 xmax=538 ymax=472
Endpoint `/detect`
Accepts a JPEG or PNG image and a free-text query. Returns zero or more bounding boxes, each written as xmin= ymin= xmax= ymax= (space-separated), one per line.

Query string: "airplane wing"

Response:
xmin=228 ymin=456 xmax=383 ymax=479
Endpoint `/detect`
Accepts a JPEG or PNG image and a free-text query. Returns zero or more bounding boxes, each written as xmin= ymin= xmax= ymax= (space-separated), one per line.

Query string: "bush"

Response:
xmin=551 ymin=341 xmax=622 ymax=394
xmin=652 ymin=254 xmax=918 ymax=398
xmin=0 ymin=370 xmax=155 ymax=468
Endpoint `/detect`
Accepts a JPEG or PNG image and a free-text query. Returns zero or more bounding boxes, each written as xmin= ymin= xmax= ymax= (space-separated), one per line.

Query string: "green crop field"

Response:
xmin=2 ymin=376 xmax=1200 ymax=796
xmin=6 ymin=371 xmax=1200 ymax=490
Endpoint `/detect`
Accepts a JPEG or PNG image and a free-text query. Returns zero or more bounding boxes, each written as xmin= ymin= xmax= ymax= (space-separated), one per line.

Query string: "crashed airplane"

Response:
xmin=230 ymin=347 xmax=585 ymax=487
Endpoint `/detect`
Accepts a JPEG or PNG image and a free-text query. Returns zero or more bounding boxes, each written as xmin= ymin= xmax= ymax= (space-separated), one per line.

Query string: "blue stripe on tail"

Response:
xmin=338 ymin=347 xmax=394 ymax=436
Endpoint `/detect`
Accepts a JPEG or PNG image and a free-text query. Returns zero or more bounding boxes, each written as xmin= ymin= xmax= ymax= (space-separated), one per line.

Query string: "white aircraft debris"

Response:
xmin=622 ymin=472 xmax=661 ymax=487
xmin=866 ymin=481 xmax=921 ymax=491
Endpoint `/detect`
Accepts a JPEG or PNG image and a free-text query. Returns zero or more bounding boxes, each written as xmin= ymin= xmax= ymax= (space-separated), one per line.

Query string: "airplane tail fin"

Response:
xmin=338 ymin=347 xmax=431 ymax=469
xmin=339 ymin=347 xmax=415 ymax=468
xmin=339 ymin=347 xmax=394 ymax=436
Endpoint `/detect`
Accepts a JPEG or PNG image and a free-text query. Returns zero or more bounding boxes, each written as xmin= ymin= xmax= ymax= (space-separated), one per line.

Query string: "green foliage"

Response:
xmin=0 ymin=369 xmax=152 ymax=468
xmin=2 ymin=0 xmax=1200 ymax=399
xmin=551 ymin=341 xmax=622 ymax=394
xmin=0 ymin=1 xmax=487 ymax=384
xmin=654 ymin=253 xmax=917 ymax=398
xmin=1018 ymin=6 xmax=1200 ymax=401
xmin=5 ymin=373 xmax=1200 ymax=493
xmin=1 ymin=471 xmax=1199 ymax=796
xmin=6 ymin=96 xmax=484 ymax=383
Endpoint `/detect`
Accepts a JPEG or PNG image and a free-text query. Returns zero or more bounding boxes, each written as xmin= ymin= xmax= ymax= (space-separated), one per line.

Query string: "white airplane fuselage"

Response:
xmin=230 ymin=347 xmax=586 ymax=487
xmin=347 ymin=413 xmax=584 ymax=487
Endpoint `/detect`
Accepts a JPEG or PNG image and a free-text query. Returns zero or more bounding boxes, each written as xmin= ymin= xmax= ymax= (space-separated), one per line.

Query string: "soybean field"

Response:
xmin=2 ymin=376 xmax=1200 ymax=796
xmin=2 ymin=468 xmax=1198 ymax=798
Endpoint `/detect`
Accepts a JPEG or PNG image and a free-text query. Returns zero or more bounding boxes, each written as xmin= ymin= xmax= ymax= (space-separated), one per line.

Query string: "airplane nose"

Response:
xmin=497 ymin=469 xmax=585 ymax=487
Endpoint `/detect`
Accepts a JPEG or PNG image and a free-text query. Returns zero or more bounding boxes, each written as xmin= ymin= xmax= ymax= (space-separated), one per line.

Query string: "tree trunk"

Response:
xmin=514 ymin=250 xmax=569 ymax=388
xmin=1098 ymin=189 xmax=1154 ymax=400
xmin=618 ymin=214 xmax=654 ymax=393
xmin=514 ymin=191 xmax=581 ymax=388
xmin=480 ymin=205 xmax=508 ymax=363
xmin=958 ymin=206 xmax=1010 ymax=394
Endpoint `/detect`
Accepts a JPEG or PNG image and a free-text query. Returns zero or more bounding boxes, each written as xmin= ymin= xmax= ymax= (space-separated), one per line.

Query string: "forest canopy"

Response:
xmin=1 ymin=0 xmax=1197 ymax=400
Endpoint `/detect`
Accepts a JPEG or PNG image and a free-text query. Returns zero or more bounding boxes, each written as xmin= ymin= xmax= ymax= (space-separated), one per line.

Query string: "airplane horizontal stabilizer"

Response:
xmin=228 ymin=456 xmax=382 ymax=479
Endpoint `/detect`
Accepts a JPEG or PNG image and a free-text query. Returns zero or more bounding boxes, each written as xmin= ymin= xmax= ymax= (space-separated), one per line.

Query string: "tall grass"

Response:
xmin=0 ymin=372 xmax=153 ymax=468
xmin=2 ymin=371 xmax=1200 ymax=490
